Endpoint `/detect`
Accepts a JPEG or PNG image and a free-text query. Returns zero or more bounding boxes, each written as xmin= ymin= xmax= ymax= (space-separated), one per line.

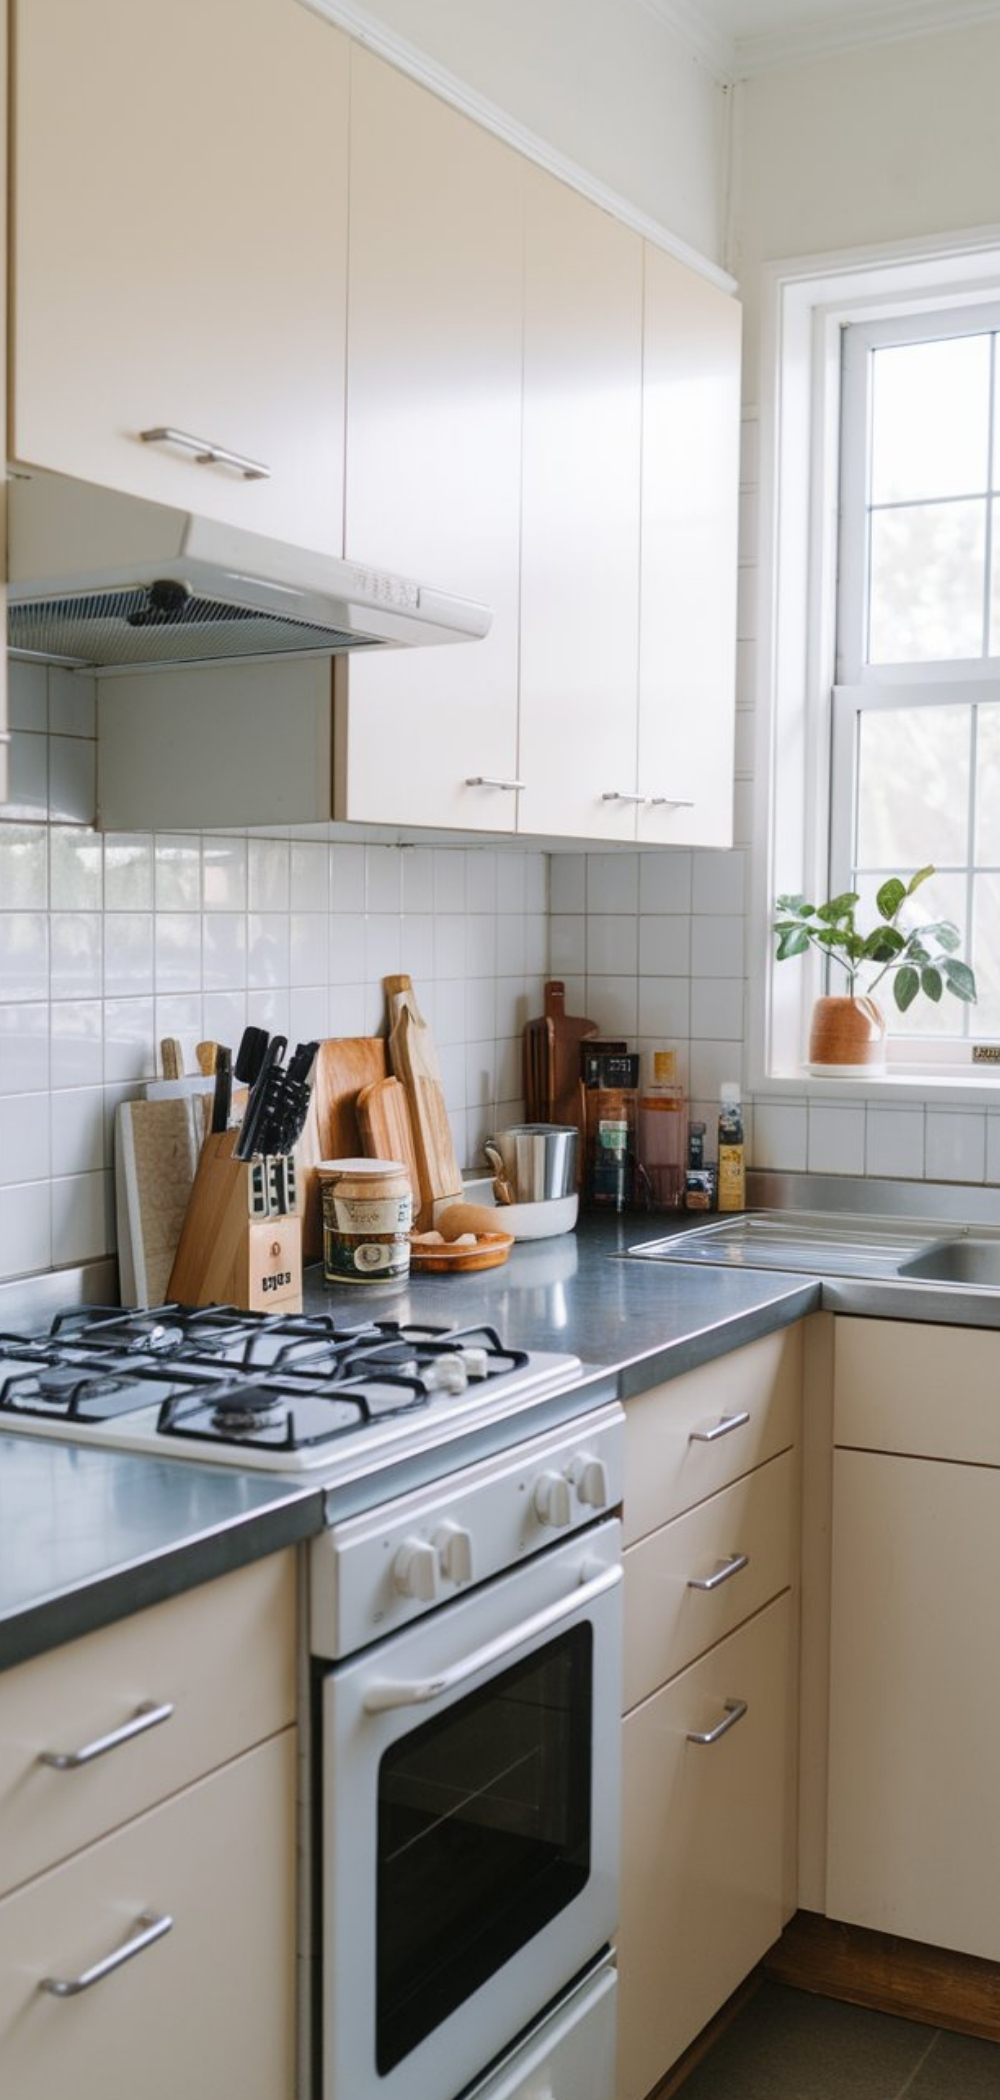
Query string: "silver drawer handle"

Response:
xmin=689 ymin=1409 xmax=750 ymax=1444
xmin=646 ymin=796 xmax=695 ymax=808
xmin=40 ymin=1700 xmax=174 ymax=1770
xmin=687 ymin=1698 xmax=748 ymax=1746
xmin=601 ymin=790 xmax=644 ymax=803
xmin=362 ymin=1562 xmax=622 ymax=1714
xmin=140 ymin=426 xmax=270 ymax=480
xmin=41 ymin=1912 xmax=173 ymax=1997
xmin=687 ymin=1552 xmax=749 ymax=1592
xmin=464 ymin=776 xmax=526 ymax=791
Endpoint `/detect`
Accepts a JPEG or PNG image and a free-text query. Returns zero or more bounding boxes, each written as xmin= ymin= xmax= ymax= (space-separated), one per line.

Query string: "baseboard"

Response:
xmin=762 ymin=1910 xmax=1000 ymax=2041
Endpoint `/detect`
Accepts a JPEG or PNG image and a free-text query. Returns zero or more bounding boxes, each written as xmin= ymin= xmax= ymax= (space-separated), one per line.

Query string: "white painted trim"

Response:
xmin=734 ymin=0 xmax=1000 ymax=80
xmin=294 ymin=0 xmax=737 ymax=293
xmin=636 ymin=0 xmax=736 ymax=79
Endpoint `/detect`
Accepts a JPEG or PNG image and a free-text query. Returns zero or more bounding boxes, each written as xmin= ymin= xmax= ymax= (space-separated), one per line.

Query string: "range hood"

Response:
xmin=5 ymin=469 xmax=492 ymax=674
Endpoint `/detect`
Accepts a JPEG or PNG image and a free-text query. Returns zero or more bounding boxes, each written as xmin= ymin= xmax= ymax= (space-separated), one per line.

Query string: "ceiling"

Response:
xmin=647 ymin=0 xmax=1000 ymax=77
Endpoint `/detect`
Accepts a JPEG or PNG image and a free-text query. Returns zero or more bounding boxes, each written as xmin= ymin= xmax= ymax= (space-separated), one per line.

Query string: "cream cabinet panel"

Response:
xmin=335 ymin=51 xmax=524 ymax=832
xmin=636 ymin=247 xmax=741 ymax=847
xmin=834 ymin=1314 xmax=1000 ymax=1463
xmin=0 ymin=1731 xmax=296 ymax=2100
xmin=11 ymin=0 xmax=348 ymax=554
xmin=623 ymin=1447 xmax=795 ymax=1712
xmin=517 ymin=169 xmax=644 ymax=841
xmin=0 ymin=1552 xmax=295 ymax=1897
xmin=623 ymin=1325 xmax=801 ymax=1548
xmin=617 ymin=1594 xmax=795 ymax=2100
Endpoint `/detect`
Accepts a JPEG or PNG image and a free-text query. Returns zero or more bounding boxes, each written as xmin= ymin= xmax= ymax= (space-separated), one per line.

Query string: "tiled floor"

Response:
xmin=677 ymin=1982 xmax=1000 ymax=2099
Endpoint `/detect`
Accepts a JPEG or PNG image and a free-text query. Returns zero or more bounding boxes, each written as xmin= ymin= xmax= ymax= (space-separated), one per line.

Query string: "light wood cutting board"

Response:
xmin=297 ymin=1037 xmax=388 ymax=1260
xmin=356 ymin=1075 xmax=424 ymax=1226
xmin=115 ymin=1097 xmax=207 ymax=1308
xmin=384 ymin=976 xmax=463 ymax=1226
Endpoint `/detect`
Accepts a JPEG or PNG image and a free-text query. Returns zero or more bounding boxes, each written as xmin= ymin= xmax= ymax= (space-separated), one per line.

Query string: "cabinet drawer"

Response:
xmin=616 ymin=1594 xmax=795 ymax=2100
xmin=623 ymin=1448 xmax=796 ymax=1712
xmin=467 ymin=1960 xmax=616 ymax=2100
xmin=624 ymin=1327 xmax=801 ymax=1546
xmin=0 ymin=1730 xmax=295 ymax=2100
xmin=0 ymin=1551 xmax=295 ymax=1897
xmin=834 ymin=1316 xmax=1000 ymax=1463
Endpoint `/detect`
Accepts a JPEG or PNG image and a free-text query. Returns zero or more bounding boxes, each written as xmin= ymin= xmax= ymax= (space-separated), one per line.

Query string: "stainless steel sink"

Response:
xmin=896 ymin=1237 xmax=1000 ymax=1285
xmin=626 ymin=1209 xmax=983 ymax=1281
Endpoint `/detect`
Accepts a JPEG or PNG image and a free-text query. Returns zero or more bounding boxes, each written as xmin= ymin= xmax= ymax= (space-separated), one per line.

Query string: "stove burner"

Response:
xmin=210 ymin=1385 xmax=289 ymax=1435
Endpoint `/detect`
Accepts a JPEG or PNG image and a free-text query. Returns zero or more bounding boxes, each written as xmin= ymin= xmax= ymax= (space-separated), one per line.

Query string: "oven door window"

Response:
xmin=375 ymin=1623 xmax=593 ymax=2073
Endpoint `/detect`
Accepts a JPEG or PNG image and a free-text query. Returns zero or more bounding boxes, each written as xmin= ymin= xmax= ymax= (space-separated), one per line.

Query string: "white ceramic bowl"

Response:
xmin=449 ymin=1180 xmax=579 ymax=1241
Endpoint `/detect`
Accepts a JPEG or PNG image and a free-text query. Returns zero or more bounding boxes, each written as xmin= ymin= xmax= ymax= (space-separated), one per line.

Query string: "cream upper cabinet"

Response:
xmin=10 ymin=0 xmax=349 ymax=555
xmin=335 ymin=51 xmax=524 ymax=832
xmin=517 ymin=171 xmax=644 ymax=842
xmin=636 ymin=246 xmax=741 ymax=847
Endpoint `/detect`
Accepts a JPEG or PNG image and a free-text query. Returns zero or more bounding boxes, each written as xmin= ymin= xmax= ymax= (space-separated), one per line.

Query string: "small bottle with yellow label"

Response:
xmin=717 ymin=1083 xmax=746 ymax=1213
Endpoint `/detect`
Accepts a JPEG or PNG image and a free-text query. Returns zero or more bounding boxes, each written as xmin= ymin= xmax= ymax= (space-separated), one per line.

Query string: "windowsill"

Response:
xmin=758 ymin=1065 xmax=1000 ymax=1105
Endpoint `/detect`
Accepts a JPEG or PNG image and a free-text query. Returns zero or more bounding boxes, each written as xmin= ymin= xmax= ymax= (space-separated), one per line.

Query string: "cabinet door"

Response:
xmin=11 ymin=0 xmax=348 ymax=554
xmin=617 ymin=1593 xmax=796 ymax=2100
xmin=335 ymin=50 xmax=524 ymax=831
xmin=636 ymin=248 xmax=741 ymax=847
xmin=517 ymin=169 xmax=643 ymax=841
xmin=623 ymin=1325 xmax=802 ymax=1548
xmin=827 ymin=1446 xmax=1000 ymax=1960
xmin=0 ymin=1731 xmax=296 ymax=2100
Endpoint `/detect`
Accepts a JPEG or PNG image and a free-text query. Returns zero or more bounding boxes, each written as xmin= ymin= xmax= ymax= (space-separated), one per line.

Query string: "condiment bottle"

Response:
xmin=636 ymin=1049 xmax=686 ymax=1210
xmin=717 ymin=1083 xmax=746 ymax=1213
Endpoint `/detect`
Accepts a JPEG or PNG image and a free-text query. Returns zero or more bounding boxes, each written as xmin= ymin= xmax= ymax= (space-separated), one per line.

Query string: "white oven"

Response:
xmin=310 ymin=1405 xmax=624 ymax=2100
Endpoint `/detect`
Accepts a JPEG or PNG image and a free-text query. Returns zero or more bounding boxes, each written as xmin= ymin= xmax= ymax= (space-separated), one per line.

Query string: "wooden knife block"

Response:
xmin=167 ymin=1130 xmax=303 ymax=1313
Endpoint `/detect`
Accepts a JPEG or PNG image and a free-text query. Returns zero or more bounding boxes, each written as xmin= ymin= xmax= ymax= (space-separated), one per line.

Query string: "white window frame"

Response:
xmin=750 ymin=227 xmax=1000 ymax=1100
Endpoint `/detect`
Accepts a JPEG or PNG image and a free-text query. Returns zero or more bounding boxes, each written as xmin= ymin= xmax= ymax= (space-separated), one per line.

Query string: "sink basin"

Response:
xmin=626 ymin=1209 xmax=945 ymax=1279
xmin=896 ymin=1237 xmax=1000 ymax=1286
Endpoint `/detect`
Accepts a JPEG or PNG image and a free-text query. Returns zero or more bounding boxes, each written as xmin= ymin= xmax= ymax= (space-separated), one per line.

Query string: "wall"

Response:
xmin=0 ymin=662 xmax=547 ymax=1283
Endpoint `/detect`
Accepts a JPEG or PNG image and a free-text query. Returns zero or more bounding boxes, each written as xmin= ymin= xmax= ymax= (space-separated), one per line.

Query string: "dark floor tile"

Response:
xmin=907 ymin=2029 xmax=1000 ymax=2099
xmin=678 ymin=1982 xmax=935 ymax=2100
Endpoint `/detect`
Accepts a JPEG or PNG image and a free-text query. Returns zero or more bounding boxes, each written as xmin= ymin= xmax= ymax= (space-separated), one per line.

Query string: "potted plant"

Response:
xmin=773 ymin=866 xmax=977 ymax=1069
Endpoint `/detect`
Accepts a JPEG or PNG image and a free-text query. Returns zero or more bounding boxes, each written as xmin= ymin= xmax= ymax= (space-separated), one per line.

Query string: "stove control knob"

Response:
xmin=392 ymin=1538 xmax=439 ymax=1602
xmin=435 ymin=1521 xmax=474 ymax=1585
xmin=533 ymin=1470 xmax=573 ymax=1528
xmin=567 ymin=1453 xmax=609 ymax=1510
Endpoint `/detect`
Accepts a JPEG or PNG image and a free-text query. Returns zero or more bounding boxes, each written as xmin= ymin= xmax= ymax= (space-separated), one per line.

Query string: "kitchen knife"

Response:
xmin=235 ymin=1034 xmax=287 ymax=1159
xmin=210 ymin=1045 xmax=233 ymax=1134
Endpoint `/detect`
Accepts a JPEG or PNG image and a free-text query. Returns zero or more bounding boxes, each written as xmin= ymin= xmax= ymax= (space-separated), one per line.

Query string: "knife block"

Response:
xmin=167 ymin=1130 xmax=303 ymax=1313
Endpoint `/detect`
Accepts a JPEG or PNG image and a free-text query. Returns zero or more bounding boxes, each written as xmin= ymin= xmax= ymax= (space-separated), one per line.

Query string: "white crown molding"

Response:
xmin=295 ymin=0 xmax=737 ymax=291
xmin=733 ymin=0 xmax=1000 ymax=78
xmin=634 ymin=0 xmax=737 ymax=79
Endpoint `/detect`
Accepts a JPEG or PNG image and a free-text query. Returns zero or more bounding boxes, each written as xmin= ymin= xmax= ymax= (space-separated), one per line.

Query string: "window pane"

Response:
xmin=856 ymin=704 xmax=971 ymax=867
xmin=871 ymin=335 xmax=991 ymax=504
xmin=988 ymin=497 xmax=1000 ymax=657
xmin=974 ymin=702 xmax=1000 ymax=863
xmin=869 ymin=502 xmax=985 ymax=662
xmin=972 ymin=873 xmax=1000 ymax=1036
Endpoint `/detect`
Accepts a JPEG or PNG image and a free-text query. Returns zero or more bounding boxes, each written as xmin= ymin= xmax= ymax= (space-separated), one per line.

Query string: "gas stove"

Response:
xmin=0 ymin=1302 xmax=585 ymax=1479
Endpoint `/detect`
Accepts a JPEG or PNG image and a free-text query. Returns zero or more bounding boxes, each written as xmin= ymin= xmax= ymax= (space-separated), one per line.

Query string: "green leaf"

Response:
xmin=943 ymin=959 xmax=978 ymax=1003
xmin=893 ymin=966 xmax=920 ymax=1012
xmin=876 ymin=877 xmax=906 ymax=921
xmin=906 ymin=865 xmax=936 ymax=896
xmin=815 ymin=892 xmax=859 ymax=923
xmin=863 ymin=926 xmax=905 ymax=960
xmin=775 ymin=926 xmax=810 ymax=959
xmin=775 ymin=894 xmax=814 ymax=917
xmin=919 ymin=920 xmax=961 ymax=953
xmin=920 ymin=966 xmax=943 ymax=1002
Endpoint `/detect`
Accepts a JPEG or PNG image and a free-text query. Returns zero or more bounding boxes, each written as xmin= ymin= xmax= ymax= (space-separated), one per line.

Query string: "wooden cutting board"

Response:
xmin=544 ymin=980 xmax=599 ymax=1127
xmin=356 ymin=1075 xmax=424 ymax=1225
xmin=385 ymin=975 xmax=463 ymax=1226
xmin=115 ymin=1097 xmax=207 ymax=1308
xmin=297 ymin=1037 xmax=388 ymax=1260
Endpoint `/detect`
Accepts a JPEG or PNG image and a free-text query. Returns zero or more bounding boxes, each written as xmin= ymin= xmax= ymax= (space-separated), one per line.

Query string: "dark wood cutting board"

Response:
xmin=544 ymin=980 xmax=599 ymax=1127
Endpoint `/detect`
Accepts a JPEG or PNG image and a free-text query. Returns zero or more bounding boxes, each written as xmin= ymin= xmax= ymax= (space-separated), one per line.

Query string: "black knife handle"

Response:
xmin=210 ymin=1046 xmax=233 ymax=1134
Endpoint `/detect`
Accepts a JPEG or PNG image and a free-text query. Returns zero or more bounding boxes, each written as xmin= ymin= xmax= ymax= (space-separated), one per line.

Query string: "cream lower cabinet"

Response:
xmin=0 ymin=1552 xmax=297 ymax=2097
xmin=827 ymin=1318 xmax=1000 ymax=1961
xmin=616 ymin=1328 xmax=802 ymax=2100
xmin=11 ymin=0 xmax=349 ymax=555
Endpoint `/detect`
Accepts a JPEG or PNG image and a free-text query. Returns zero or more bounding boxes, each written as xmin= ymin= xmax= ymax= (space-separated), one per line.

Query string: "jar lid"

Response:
xmin=316 ymin=1157 xmax=407 ymax=1176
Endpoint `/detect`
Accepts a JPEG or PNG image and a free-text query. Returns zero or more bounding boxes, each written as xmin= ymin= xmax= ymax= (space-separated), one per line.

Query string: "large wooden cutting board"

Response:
xmin=297 ymin=1038 xmax=388 ymax=1260
xmin=385 ymin=976 xmax=463 ymax=1228
xmin=115 ymin=1097 xmax=206 ymax=1308
xmin=544 ymin=980 xmax=599 ymax=1127
xmin=357 ymin=1075 xmax=423 ymax=1223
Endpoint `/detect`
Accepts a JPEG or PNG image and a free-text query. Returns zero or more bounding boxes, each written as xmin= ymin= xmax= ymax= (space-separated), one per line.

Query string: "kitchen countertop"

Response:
xmin=0 ymin=1214 xmax=817 ymax=1670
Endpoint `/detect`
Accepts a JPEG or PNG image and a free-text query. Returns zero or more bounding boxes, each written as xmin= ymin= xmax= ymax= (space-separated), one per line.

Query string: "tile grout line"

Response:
xmin=894 ymin=2026 xmax=943 ymax=2100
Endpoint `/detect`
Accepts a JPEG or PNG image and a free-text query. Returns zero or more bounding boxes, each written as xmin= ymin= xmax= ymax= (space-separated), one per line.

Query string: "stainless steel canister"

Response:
xmin=486 ymin=1124 xmax=578 ymax=1204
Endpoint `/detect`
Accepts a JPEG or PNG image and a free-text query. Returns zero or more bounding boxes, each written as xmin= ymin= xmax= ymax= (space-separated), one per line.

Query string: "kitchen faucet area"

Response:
xmin=6 ymin=3 xmax=1000 ymax=2099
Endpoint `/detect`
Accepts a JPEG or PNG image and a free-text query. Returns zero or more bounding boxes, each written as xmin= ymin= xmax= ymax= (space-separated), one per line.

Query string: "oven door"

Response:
xmin=318 ymin=1518 xmax=622 ymax=2100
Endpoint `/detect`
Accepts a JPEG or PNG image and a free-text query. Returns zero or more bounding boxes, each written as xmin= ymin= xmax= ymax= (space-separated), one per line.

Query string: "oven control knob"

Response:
xmin=392 ymin=1538 xmax=440 ymax=1602
xmin=567 ymin=1453 xmax=610 ymax=1509
xmin=533 ymin=1470 xmax=573 ymax=1528
xmin=435 ymin=1521 xmax=474 ymax=1585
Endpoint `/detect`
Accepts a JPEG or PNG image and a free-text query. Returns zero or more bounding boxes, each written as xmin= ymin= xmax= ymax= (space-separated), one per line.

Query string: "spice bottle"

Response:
xmin=636 ymin=1049 xmax=686 ymax=1211
xmin=717 ymin=1083 xmax=746 ymax=1213
xmin=684 ymin=1121 xmax=715 ymax=1211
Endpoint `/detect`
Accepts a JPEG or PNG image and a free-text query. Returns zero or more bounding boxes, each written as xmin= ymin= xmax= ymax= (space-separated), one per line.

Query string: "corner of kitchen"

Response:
xmin=6 ymin=4 xmax=1000 ymax=2100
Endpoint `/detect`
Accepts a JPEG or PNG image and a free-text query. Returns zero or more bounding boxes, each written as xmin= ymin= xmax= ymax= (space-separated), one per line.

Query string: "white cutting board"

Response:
xmin=115 ymin=1098 xmax=209 ymax=1309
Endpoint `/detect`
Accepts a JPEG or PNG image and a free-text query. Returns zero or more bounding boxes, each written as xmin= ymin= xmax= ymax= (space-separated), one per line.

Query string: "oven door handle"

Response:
xmin=361 ymin=1561 xmax=622 ymax=1714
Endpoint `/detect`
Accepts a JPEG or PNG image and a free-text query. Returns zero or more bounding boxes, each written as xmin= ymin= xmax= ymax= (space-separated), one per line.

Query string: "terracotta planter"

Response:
xmin=808 ymin=995 xmax=886 ymax=1071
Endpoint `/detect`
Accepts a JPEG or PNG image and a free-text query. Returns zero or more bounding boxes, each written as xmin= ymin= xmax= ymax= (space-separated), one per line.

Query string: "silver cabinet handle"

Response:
xmin=41 ymin=1912 xmax=173 ymax=1997
xmin=687 ymin=1698 xmax=748 ymax=1746
xmin=601 ymin=790 xmax=644 ymax=803
xmin=362 ymin=1562 xmax=622 ymax=1714
xmin=464 ymin=776 xmax=525 ymax=791
xmin=40 ymin=1700 xmax=174 ymax=1770
xmin=689 ymin=1410 xmax=750 ymax=1444
xmin=687 ymin=1552 xmax=749 ymax=1593
xmin=140 ymin=426 xmax=270 ymax=480
xmin=646 ymin=796 xmax=695 ymax=808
